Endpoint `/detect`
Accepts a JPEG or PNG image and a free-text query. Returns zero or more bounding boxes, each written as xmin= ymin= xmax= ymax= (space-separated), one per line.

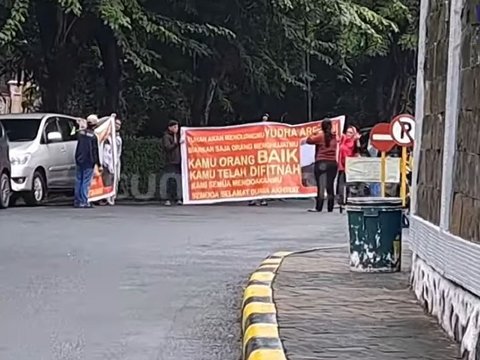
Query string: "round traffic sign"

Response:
xmin=370 ymin=123 xmax=395 ymax=153
xmin=390 ymin=114 xmax=415 ymax=147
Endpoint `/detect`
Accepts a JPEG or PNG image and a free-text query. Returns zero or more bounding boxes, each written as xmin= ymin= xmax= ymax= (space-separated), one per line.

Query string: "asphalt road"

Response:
xmin=0 ymin=202 xmax=347 ymax=360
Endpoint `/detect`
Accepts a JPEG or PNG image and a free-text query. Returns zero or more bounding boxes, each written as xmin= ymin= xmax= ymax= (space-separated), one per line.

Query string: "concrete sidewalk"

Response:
xmin=273 ymin=247 xmax=460 ymax=359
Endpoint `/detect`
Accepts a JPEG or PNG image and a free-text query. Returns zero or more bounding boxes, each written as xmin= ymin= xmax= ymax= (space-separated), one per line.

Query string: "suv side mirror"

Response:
xmin=47 ymin=131 xmax=62 ymax=143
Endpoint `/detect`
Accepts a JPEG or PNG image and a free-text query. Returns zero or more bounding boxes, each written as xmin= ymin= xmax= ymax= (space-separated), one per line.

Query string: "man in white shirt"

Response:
xmin=107 ymin=118 xmax=122 ymax=205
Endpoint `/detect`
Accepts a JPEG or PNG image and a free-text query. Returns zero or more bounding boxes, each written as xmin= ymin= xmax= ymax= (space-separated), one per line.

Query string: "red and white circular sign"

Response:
xmin=370 ymin=123 xmax=395 ymax=153
xmin=390 ymin=114 xmax=415 ymax=147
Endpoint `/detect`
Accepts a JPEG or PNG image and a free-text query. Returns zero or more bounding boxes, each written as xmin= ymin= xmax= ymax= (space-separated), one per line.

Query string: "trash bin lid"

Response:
xmin=346 ymin=197 xmax=402 ymax=207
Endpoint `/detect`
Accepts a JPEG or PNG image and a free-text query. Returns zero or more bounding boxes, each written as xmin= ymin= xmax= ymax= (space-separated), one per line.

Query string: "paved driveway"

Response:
xmin=0 ymin=202 xmax=346 ymax=360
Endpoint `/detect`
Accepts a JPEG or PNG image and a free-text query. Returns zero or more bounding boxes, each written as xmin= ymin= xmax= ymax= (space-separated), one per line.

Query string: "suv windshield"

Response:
xmin=0 ymin=118 xmax=42 ymax=142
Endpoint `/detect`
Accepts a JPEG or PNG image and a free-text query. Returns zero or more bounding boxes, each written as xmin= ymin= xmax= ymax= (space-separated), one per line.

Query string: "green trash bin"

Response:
xmin=346 ymin=197 xmax=403 ymax=273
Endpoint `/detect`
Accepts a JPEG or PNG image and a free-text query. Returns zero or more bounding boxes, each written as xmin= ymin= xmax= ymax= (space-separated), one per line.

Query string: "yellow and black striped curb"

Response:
xmin=241 ymin=251 xmax=292 ymax=360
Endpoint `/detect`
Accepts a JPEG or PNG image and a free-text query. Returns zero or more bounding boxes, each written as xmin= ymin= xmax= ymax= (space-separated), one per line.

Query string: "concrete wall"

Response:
xmin=410 ymin=0 xmax=480 ymax=357
xmin=415 ymin=0 xmax=449 ymax=225
xmin=450 ymin=0 xmax=480 ymax=242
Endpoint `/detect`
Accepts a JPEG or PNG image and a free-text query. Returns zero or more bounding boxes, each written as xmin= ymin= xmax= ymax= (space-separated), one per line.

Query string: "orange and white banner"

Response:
xmin=180 ymin=116 xmax=345 ymax=204
xmin=88 ymin=114 xmax=118 ymax=202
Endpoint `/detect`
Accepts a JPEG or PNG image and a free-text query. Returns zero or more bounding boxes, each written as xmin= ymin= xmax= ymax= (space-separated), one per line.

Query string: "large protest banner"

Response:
xmin=88 ymin=114 xmax=118 ymax=202
xmin=180 ymin=116 xmax=345 ymax=204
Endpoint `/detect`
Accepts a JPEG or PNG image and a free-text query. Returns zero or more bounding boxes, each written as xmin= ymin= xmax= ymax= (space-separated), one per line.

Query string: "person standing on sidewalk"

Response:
xmin=74 ymin=115 xmax=102 ymax=208
xmin=336 ymin=125 xmax=360 ymax=205
xmin=249 ymin=113 xmax=270 ymax=207
xmin=304 ymin=119 xmax=338 ymax=212
xmin=162 ymin=120 xmax=182 ymax=206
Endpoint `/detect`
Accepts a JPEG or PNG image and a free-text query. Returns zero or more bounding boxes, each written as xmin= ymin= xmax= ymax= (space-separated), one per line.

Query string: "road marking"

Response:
xmin=242 ymin=252 xmax=290 ymax=360
xmin=243 ymin=285 xmax=272 ymax=306
xmin=243 ymin=324 xmax=280 ymax=352
xmin=243 ymin=303 xmax=277 ymax=329
xmin=250 ymin=272 xmax=275 ymax=282
xmin=247 ymin=349 xmax=287 ymax=360
xmin=261 ymin=258 xmax=282 ymax=266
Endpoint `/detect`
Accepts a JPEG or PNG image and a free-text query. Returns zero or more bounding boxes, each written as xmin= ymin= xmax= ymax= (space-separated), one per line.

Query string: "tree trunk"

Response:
xmin=191 ymin=80 xmax=208 ymax=126
xmin=95 ymin=24 xmax=121 ymax=114
xmin=35 ymin=0 xmax=61 ymax=111
xmin=373 ymin=57 xmax=389 ymax=121
xmin=191 ymin=57 xmax=226 ymax=126
xmin=202 ymin=79 xmax=217 ymax=126
xmin=35 ymin=0 xmax=78 ymax=112
xmin=386 ymin=49 xmax=416 ymax=119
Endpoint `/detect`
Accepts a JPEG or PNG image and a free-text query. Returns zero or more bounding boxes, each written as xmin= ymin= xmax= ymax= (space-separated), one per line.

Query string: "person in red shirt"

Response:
xmin=305 ymin=119 xmax=338 ymax=212
xmin=337 ymin=125 xmax=360 ymax=205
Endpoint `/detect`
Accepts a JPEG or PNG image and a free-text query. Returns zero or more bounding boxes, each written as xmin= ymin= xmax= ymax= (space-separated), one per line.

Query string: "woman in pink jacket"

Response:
xmin=337 ymin=125 xmax=360 ymax=205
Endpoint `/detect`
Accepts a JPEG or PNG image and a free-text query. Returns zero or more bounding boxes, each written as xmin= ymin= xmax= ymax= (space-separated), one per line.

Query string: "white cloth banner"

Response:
xmin=345 ymin=157 xmax=400 ymax=183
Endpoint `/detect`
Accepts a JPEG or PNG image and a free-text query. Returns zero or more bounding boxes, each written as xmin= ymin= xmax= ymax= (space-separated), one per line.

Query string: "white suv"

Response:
xmin=0 ymin=113 xmax=79 ymax=206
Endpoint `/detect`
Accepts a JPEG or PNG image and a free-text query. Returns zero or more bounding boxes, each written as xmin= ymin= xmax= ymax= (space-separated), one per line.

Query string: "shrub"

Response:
xmin=119 ymin=136 xmax=167 ymax=199
xmin=122 ymin=136 xmax=166 ymax=177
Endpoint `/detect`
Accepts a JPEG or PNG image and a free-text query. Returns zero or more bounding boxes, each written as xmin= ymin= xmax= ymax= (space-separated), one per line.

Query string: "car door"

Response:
xmin=41 ymin=117 xmax=70 ymax=189
xmin=57 ymin=116 xmax=78 ymax=188
xmin=0 ymin=123 xmax=9 ymax=173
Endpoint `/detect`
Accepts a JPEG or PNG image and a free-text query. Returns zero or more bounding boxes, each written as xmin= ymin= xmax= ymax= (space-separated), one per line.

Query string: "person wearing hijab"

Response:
xmin=305 ymin=119 xmax=338 ymax=212
xmin=337 ymin=125 xmax=360 ymax=204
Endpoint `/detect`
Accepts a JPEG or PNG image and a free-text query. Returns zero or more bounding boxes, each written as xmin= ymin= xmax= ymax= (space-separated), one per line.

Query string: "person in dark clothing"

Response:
xmin=305 ymin=119 xmax=338 ymax=212
xmin=249 ymin=113 xmax=270 ymax=206
xmin=162 ymin=120 xmax=182 ymax=206
xmin=74 ymin=115 xmax=102 ymax=208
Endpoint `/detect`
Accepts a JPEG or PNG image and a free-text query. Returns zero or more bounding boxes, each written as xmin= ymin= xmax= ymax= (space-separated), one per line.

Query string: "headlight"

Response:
xmin=10 ymin=153 xmax=31 ymax=165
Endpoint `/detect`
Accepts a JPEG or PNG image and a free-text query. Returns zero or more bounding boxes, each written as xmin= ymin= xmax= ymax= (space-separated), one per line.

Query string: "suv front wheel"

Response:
xmin=0 ymin=172 xmax=10 ymax=209
xmin=24 ymin=171 xmax=47 ymax=206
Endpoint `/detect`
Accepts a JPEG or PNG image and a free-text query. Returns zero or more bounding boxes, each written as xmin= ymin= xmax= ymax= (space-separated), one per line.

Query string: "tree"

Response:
xmin=331 ymin=0 xmax=419 ymax=125
xmin=0 ymin=0 xmax=419 ymax=131
xmin=0 ymin=0 xmax=233 ymax=113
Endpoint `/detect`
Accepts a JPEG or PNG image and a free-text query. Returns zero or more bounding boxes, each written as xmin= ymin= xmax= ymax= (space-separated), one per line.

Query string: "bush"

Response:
xmin=122 ymin=136 xmax=166 ymax=176
xmin=119 ymin=136 xmax=167 ymax=199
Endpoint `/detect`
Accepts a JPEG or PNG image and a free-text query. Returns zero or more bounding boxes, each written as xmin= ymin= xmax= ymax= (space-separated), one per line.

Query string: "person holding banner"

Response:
xmin=248 ymin=113 xmax=270 ymax=206
xmin=74 ymin=115 xmax=102 ymax=208
xmin=336 ymin=125 xmax=360 ymax=205
xmin=305 ymin=119 xmax=338 ymax=212
xmin=162 ymin=120 xmax=183 ymax=206
xmin=106 ymin=118 xmax=123 ymax=205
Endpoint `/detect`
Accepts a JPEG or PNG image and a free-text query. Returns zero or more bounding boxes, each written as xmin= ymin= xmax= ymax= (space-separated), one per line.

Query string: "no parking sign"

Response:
xmin=390 ymin=114 xmax=415 ymax=147
xmin=389 ymin=114 xmax=415 ymax=208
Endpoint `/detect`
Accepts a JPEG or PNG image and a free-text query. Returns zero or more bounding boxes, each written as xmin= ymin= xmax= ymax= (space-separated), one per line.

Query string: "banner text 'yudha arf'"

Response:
xmin=180 ymin=116 xmax=345 ymax=204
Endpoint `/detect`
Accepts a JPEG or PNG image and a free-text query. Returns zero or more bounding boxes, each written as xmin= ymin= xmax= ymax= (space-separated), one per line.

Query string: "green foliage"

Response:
xmin=0 ymin=0 xmax=29 ymax=44
xmin=0 ymin=0 xmax=419 ymax=130
xmin=119 ymin=136 xmax=167 ymax=197
xmin=121 ymin=136 xmax=165 ymax=177
xmin=57 ymin=0 xmax=82 ymax=16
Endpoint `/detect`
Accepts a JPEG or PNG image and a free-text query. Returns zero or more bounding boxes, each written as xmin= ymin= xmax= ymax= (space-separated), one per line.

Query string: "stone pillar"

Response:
xmin=439 ymin=0 xmax=463 ymax=230
xmin=410 ymin=0 xmax=429 ymax=215
xmin=8 ymin=80 xmax=24 ymax=113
